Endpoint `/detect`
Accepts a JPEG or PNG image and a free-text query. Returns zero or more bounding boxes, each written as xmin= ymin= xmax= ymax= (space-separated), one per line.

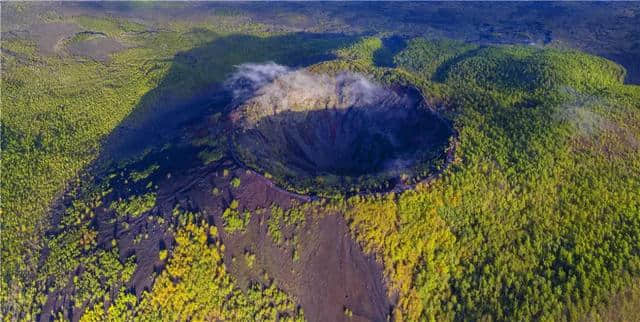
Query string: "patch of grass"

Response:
xmin=267 ymin=205 xmax=306 ymax=246
xmin=221 ymin=200 xmax=250 ymax=233
xmin=158 ymin=250 xmax=168 ymax=261
xmin=130 ymin=164 xmax=160 ymax=182
xmin=244 ymin=251 xmax=256 ymax=269
xmin=110 ymin=192 xmax=157 ymax=218
xmin=230 ymin=177 xmax=241 ymax=188
xmin=198 ymin=148 xmax=225 ymax=165
xmin=268 ymin=205 xmax=285 ymax=245
xmin=344 ymin=307 xmax=353 ymax=318
xmin=583 ymin=279 xmax=640 ymax=322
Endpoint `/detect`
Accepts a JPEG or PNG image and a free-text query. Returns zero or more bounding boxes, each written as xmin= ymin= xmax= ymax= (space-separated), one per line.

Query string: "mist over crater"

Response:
xmin=226 ymin=63 xmax=453 ymax=194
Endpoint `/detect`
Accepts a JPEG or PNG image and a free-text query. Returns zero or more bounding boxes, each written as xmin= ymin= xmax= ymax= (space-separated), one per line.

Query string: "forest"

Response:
xmin=2 ymin=2 xmax=640 ymax=321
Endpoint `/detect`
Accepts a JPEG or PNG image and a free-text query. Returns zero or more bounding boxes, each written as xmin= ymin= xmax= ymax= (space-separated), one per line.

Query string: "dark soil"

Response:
xmin=195 ymin=168 xmax=393 ymax=322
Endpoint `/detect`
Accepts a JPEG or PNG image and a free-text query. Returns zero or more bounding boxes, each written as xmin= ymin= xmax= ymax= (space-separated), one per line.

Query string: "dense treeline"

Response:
xmin=331 ymin=36 xmax=640 ymax=320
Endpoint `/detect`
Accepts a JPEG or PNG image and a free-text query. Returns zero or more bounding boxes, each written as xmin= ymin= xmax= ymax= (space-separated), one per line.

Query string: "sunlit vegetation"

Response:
xmin=268 ymin=206 xmax=286 ymax=245
xmin=584 ymin=279 xmax=640 ymax=322
xmin=158 ymin=249 xmax=168 ymax=261
xmin=329 ymin=36 xmax=640 ymax=321
xmin=343 ymin=193 xmax=458 ymax=321
xmin=1 ymin=39 xmax=159 ymax=316
xmin=245 ymin=250 xmax=257 ymax=269
xmin=198 ymin=148 xmax=225 ymax=165
xmin=335 ymin=36 xmax=382 ymax=65
xmin=344 ymin=307 xmax=354 ymax=318
xmin=82 ymin=222 xmax=304 ymax=321
xmin=268 ymin=205 xmax=306 ymax=246
xmin=129 ymin=164 xmax=159 ymax=182
xmin=394 ymin=38 xmax=478 ymax=80
xmin=231 ymin=177 xmax=241 ymax=188
xmin=72 ymin=15 xmax=147 ymax=38
xmin=109 ymin=192 xmax=157 ymax=218
xmin=222 ymin=200 xmax=250 ymax=233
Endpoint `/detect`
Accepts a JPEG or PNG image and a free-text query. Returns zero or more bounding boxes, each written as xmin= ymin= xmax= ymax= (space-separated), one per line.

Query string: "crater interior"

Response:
xmin=230 ymin=71 xmax=453 ymax=194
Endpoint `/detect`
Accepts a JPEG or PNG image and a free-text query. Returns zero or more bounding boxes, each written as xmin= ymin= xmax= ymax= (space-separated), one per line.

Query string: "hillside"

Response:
xmin=2 ymin=3 xmax=639 ymax=321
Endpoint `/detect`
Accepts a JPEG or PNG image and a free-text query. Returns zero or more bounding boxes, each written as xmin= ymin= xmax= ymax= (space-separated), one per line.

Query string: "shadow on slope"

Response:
xmin=42 ymin=32 xmax=395 ymax=321
xmin=98 ymin=32 xmax=355 ymax=163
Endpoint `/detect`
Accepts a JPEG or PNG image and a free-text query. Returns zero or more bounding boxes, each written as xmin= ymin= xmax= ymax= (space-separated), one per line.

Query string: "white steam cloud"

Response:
xmin=555 ymin=87 xmax=639 ymax=152
xmin=225 ymin=62 xmax=291 ymax=102
xmin=225 ymin=62 xmax=411 ymax=126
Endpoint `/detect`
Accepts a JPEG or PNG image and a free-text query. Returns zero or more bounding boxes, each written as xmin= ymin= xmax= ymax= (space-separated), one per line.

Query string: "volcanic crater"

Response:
xmin=229 ymin=69 xmax=454 ymax=194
